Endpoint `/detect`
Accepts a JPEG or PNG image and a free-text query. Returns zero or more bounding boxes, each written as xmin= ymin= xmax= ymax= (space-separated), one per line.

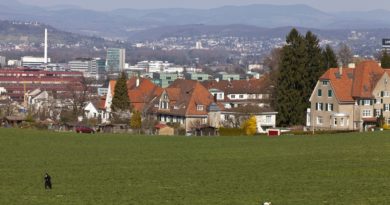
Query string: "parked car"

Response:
xmin=75 ymin=126 xmax=95 ymax=134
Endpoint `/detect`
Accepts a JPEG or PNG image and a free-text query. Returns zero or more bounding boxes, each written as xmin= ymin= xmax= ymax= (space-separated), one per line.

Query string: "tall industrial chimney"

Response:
xmin=44 ymin=28 xmax=48 ymax=64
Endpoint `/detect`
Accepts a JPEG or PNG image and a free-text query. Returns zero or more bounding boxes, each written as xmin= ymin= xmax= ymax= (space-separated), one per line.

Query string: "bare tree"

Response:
xmin=338 ymin=43 xmax=353 ymax=67
xmin=66 ymin=76 xmax=96 ymax=119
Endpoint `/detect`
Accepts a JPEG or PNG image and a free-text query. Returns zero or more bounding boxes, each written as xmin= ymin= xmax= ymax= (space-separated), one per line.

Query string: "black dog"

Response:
xmin=44 ymin=173 xmax=52 ymax=189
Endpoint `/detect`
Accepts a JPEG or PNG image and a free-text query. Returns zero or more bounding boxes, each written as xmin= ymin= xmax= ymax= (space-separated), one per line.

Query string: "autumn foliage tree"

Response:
xmin=242 ymin=116 xmax=257 ymax=136
xmin=130 ymin=110 xmax=142 ymax=130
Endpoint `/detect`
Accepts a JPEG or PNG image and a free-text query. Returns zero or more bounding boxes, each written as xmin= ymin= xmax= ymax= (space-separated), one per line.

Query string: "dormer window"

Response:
xmin=197 ymin=105 xmax=204 ymax=111
xmin=322 ymin=80 xmax=329 ymax=85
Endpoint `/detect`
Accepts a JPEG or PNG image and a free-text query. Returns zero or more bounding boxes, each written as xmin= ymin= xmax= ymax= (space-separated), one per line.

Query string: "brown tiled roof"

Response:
xmin=150 ymin=79 xmax=224 ymax=117
xmin=202 ymin=75 xmax=271 ymax=95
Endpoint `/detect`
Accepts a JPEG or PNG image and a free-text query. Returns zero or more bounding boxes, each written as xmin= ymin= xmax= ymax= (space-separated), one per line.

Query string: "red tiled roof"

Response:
xmin=351 ymin=61 xmax=383 ymax=98
xmin=110 ymin=77 xmax=163 ymax=112
xmin=319 ymin=60 xmax=385 ymax=102
xmin=320 ymin=68 xmax=355 ymax=102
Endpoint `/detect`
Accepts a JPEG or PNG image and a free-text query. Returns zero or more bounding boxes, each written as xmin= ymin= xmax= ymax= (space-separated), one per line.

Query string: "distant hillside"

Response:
xmin=0 ymin=20 xmax=117 ymax=48
xmin=2 ymin=1 xmax=390 ymax=39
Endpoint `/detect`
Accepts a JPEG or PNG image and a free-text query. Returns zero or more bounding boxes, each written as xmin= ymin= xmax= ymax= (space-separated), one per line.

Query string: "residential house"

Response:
xmin=221 ymin=106 xmax=277 ymax=133
xmin=26 ymin=88 xmax=50 ymax=111
xmin=307 ymin=60 xmax=390 ymax=131
xmin=202 ymin=76 xmax=272 ymax=109
xmin=147 ymin=79 xmax=223 ymax=132
xmin=103 ymin=77 xmax=163 ymax=116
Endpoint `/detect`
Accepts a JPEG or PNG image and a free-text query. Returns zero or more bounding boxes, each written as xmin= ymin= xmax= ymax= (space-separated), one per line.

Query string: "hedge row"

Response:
xmin=219 ymin=128 xmax=245 ymax=136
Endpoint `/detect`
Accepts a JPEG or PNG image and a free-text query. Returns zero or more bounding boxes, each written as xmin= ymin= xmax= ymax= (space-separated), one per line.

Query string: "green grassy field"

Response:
xmin=1 ymin=129 xmax=390 ymax=205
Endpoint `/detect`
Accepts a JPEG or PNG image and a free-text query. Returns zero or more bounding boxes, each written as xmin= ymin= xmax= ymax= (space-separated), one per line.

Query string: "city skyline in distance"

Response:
xmin=17 ymin=0 xmax=390 ymax=12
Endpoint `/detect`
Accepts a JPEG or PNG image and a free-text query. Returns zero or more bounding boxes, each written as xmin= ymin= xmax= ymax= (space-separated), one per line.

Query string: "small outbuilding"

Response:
xmin=155 ymin=124 xmax=174 ymax=136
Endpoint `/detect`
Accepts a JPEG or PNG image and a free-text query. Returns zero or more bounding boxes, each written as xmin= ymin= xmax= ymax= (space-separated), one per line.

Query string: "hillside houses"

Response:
xmin=307 ymin=60 xmax=390 ymax=132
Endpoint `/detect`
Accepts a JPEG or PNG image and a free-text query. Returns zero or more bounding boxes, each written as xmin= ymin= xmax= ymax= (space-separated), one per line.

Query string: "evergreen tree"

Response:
xmin=275 ymin=28 xmax=307 ymax=126
xmin=111 ymin=72 xmax=130 ymax=112
xmin=322 ymin=45 xmax=338 ymax=69
xmin=381 ymin=51 xmax=390 ymax=68
xmin=274 ymin=29 xmax=326 ymax=126
xmin=304 ymin=32 xmax=324 ymax=107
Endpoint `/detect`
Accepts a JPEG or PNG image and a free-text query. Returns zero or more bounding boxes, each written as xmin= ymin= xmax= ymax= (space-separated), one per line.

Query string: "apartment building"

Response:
xmin=307 ymin=60 xmax=390 ymax=131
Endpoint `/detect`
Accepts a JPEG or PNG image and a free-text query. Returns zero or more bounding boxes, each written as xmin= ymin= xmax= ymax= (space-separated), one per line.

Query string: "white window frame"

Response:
xmin=364 ymin=100 xmax=371 ymax=106
xmin=322 ymin=81 xmax=329 ymax=85
xmin=197 ymin=105 xmax=204 ymax=111
xmin=317 ymin=116 xmax=323 ymax=125
xmin=362 ymin=109 xmax=372 ymax=117
xmin=340 ymin=118 xmax=344 ymax=126
xmin=327 ymin=103 xmax=333 ymax=111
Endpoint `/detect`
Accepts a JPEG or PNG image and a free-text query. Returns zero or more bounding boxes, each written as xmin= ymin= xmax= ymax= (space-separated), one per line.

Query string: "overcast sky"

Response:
xmin=18 ymin=0 xmax=390 ymax=11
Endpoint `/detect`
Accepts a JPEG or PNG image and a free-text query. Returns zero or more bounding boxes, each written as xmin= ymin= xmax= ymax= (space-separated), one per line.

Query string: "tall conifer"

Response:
xmin=112 ymin=72 xmax=130 ymax=112
xmin=322 ymin=45 xmax=338 ymax=69
xmin=275 ymin=28 xmax=307 ymax=126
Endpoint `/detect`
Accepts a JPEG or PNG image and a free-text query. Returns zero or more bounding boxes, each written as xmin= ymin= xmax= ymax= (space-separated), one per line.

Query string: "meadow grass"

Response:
xmin=1 ymin=128 xmax=390 ymax=205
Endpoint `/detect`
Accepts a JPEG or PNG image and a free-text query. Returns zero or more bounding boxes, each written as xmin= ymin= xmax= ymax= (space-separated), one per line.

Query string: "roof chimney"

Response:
xmin=338 ymin=62 xmax=343 ymax=76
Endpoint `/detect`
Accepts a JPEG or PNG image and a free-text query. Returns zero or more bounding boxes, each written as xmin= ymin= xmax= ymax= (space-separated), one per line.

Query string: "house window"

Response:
xmin=163 ymin=94 xmax=168 ymax=99
xmin=385 ymin=104 xmax=390 ymax=112
xmin=197 ymin=105 xmax=204 ymax=111
xmin=364 ymin=100 xmax=371 ymax=105
xmin=376 ymin=109 xmax=381 ymax=117
xmin=218 ymin=93 xmax=223 ymax=99
xmin=362 ymin=109 xmax=372 ymax=117
xmin=318 ymin=89 xmax=322 ymax=97
xmin=316 ymin=103 xmax=323 ymax=111
xmin=317 ymin=116 xmax=323 ymax=125
xmin=322 ymin=81 xmax=329 ymax=85
xmin=328 ymin=90 xmax=333 ymax=97
xmin=340 ymin=118 xmax=344 ymax=126
xmin=231 ymin=95 xmax=235 ymax=99
xmin=266 ymin=115 xmax=272 ymax=124
xmin=327 ymin=103 xmax=334 ymax=111
xmin=239 ymin=94 xmax=244 ymax=99
xmin=334 ymin=118 xmax=337 ymax=126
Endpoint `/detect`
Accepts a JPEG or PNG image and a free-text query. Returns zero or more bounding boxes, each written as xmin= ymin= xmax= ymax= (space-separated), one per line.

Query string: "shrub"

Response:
xmin=219 ymin=127 xmax=244 ymax=136
xmin=383 ymin=124 xmax=390 ymax=130
xmin=241 ymin=116 xmax=257 ymax=136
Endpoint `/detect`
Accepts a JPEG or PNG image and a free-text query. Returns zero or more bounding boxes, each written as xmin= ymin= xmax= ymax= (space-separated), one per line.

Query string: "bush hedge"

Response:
xmin=219 ymin=127 xmax=245 ymax=136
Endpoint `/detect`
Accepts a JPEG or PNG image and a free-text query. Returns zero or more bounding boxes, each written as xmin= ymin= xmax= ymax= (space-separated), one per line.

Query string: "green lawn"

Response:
xmin=1 ymin=129 xmax=390 ymax=205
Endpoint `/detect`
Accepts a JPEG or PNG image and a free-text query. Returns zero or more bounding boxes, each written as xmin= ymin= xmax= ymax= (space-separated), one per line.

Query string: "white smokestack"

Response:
xmin=44 ymin=28 xmax=48 ymax=64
